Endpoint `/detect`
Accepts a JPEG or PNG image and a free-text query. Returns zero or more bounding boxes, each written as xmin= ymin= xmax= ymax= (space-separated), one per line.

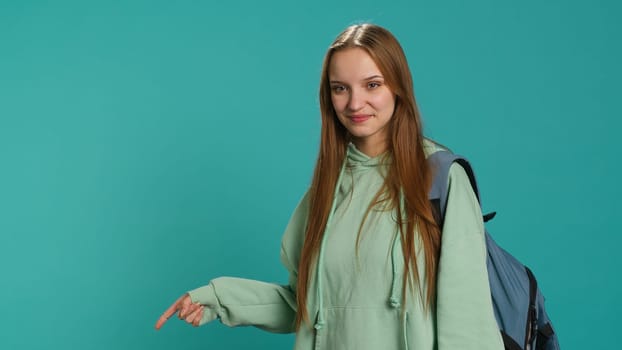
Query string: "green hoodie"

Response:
xmin=188 ymin=140 xmax=504 ymax=350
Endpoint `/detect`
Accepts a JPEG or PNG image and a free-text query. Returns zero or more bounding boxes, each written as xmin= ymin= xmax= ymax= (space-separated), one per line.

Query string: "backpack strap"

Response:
xmin=427 ymin=150 xmax=486 ymax=223
xmin=525 ymin=267 xmax=539 ymax=350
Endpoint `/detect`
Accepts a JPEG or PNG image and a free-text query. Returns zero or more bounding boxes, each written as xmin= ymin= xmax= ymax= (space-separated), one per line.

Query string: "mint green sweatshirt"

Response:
xmin=188 ymin=140 xmax=504 ymax=350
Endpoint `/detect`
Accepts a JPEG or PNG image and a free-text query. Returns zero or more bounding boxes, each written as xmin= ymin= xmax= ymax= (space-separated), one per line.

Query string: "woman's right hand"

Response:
xmin=155 ymin=293 xmax=205 ymax=330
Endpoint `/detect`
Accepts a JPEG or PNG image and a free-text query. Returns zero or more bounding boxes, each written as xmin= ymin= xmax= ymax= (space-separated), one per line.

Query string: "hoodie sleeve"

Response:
xmin=186 ymin=192 xmax=310 ymax=333
xmin=436 ymin=163 xmax=504 ymax=350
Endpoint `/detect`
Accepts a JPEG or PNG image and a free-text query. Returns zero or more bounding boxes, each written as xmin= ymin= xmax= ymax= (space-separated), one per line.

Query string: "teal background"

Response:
xmin=1 ymin=0 xmax=619 ymax=349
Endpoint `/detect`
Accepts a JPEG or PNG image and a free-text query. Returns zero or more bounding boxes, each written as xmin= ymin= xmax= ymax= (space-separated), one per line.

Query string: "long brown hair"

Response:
xmin=295 ymin=23 xmax=441 ymax=329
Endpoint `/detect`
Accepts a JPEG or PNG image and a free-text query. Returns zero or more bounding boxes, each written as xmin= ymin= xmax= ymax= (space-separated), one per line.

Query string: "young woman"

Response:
xmin=156 ymin=23 xmax=504 ymax=350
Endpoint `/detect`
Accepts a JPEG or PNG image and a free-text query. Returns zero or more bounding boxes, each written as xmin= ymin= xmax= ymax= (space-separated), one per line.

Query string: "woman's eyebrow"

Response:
xmin=329 ymin=75 xmax=384 ymax=84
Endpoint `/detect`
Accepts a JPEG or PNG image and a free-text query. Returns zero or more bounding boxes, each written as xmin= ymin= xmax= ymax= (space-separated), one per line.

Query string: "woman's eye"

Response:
xmin=331 ymin=85 xmax=347 ymax=93
xmin=368 ymin=82 xmax=381 ymax=89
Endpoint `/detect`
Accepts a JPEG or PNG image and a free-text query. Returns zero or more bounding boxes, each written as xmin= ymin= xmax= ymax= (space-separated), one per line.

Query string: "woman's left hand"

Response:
xmin=155 ymin=293 xmax=205 ymax=330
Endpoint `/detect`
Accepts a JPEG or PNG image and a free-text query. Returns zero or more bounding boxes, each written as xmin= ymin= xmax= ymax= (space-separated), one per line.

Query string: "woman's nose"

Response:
xmin=347 ymin=89 xmax=365 ymax=111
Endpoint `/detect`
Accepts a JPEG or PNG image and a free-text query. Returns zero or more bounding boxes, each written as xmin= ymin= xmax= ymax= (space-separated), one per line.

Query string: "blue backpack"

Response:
xmin=427 ymin=147 xmax=560 ymax=350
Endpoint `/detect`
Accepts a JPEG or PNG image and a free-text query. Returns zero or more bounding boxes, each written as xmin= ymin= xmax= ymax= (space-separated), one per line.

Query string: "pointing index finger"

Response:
xmin=155 ymin=294 xmax=187 ymax=330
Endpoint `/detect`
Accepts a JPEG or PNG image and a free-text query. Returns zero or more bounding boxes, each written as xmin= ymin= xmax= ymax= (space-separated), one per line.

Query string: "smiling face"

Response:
xmin=328 ymin=47 xmax=396 ymax=157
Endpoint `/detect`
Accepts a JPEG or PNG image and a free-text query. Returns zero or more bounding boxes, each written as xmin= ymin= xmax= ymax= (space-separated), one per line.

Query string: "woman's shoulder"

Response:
xmin=423 ymin=137 xmax=452 ymax=158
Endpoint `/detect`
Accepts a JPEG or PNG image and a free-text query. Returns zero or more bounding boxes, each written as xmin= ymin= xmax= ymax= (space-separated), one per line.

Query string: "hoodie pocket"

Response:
xmin=322 ymin=306 xmax=403 ymax=350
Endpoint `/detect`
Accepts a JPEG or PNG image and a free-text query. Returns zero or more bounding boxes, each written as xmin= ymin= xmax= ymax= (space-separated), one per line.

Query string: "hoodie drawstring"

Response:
xmin=314 ymin=160 xmax=347 ymax=331
xmin=391 ymin=191 xmax=410 ymax=350
xmin=390 ymin=190 xmax=408 ymax=308
xmin=389 ymin=229 xmax=402 ymax=309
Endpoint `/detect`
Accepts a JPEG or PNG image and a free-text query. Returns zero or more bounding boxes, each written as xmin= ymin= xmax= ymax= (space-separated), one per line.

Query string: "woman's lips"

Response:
xmin=350 ymin=114 xmax=371 ymax=123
